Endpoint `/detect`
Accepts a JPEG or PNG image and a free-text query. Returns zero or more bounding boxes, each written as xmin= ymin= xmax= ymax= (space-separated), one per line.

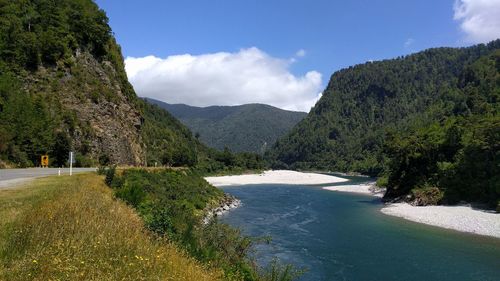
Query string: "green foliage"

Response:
xmin=384 ymin=116 xmax=499 ymax=206
xmin=104 ymin=165 xmax=116 ymax=187
xmin=146 ymin=98 xmax=307 ymax=154
xmin=75 ymin=153 xmax=97 ymax=167
xmin=52 ymin=131 xmax=70 ymax=167
xmin=0 ymin=70 xmax=57 ymax=166
xmin=260 ymin=259 xmax=305 ymax=281
xmin=109 ymin=169 xmax=252 ymax=276
xmin=410 ymin=186 xmax=444 ymax=206
xmin=0 ymin=0 xmax=111 ymax=70
xmin=268 ymin=40 xmax=500 ymax=177
xmin=139 ymin=100 xmax=267 ymax=172
xmin=139 ymin=101 xmax=199 ymax=167
xmin=381 ymin=48 xmax=500 ymax=206
xmin=376 ymin=175 xmax=388 ymax=188
xmin=196 ymin=147 xmax=266 ymax=175
xmin=96 ymin=166 xmax=106 ymax=175
xmin=269 ymin=40 xmax=499 ymax=206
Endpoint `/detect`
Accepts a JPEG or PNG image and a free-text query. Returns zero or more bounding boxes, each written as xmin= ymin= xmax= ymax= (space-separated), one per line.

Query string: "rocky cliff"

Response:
xmin=0 ymin=0 xmax=200 ymax=167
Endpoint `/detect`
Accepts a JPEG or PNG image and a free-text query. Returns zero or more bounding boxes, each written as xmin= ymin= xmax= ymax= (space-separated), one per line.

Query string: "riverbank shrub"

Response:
xmin=410 ymin=186 xmax=444 ymax=206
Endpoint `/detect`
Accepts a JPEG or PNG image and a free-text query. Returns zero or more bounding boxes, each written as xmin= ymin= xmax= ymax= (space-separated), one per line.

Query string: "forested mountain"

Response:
xmin=268 ymin=41 xmax=499 ymax=206
xmin=0 ymin=0 xmax=262 ymax=172
xmin=145 ymin=98 xmax=307 ymax=153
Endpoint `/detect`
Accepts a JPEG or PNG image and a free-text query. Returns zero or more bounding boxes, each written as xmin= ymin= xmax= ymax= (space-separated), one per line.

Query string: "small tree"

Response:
xmin=53 ymin=131 xmax=71 ymax=167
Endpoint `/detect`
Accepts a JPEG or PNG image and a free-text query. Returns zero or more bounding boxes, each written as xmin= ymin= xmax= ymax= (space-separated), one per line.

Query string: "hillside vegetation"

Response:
xmin=146 ymin=99 xmax=307 ymax=154
xmin=0 ymin=174 xmax=223 ymax=280
xmin=269 ymin=41 xmax=499 ymax=207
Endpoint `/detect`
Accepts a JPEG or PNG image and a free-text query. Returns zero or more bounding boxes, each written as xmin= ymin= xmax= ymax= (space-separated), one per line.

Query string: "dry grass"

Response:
xmin=0 ymin=174 xmax=224 ymax=281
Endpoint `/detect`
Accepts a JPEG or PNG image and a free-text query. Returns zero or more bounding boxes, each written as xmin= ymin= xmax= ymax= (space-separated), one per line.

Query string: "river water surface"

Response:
xmin=220 ymin=176 xmax=500 ymax=281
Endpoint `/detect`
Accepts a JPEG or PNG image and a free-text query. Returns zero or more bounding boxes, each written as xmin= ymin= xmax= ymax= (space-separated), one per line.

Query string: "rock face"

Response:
xmin=203 ymin=194 xmax=241 ymax=224
xmin=24 ymin=52 xmax=144 ymax=165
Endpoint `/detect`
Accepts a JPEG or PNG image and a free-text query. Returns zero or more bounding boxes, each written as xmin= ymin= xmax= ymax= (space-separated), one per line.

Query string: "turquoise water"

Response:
xmin=220 ymin=176 xmax=500 ymax=281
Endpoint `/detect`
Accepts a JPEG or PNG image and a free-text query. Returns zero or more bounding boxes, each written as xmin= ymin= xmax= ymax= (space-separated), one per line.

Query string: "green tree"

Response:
xmin=52 ymin=131 xmax=71 ymax=167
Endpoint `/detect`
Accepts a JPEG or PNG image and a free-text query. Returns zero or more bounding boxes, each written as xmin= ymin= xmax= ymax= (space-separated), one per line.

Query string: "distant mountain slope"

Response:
xmin=145 ymin=98 xmax=307 ymax=153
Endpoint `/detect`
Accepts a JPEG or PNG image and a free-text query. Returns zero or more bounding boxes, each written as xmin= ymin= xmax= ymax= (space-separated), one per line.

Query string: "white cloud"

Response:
xmin=404 ymin=38 xmax=415 ymax=48
xmin=295 ymin=49 xmax=306 ymax=57
xmin=125 ymin=47 xmax=322 ymax=112
xmin=454 ymin=0 xmax=500 ymax=43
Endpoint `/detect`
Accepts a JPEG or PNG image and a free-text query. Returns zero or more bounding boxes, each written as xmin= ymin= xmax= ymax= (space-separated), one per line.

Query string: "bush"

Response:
xmin=75 ymin=154 xmax=97 ymax=167
xmin=411 ymin=186 xmax=444 ymax=206
xmin=260 ymin=258 xmax=305 ymax=281
xmin=376 ymin=176 xmax=388 ymax=188
xmin=115 ymin=181 xmax=147 ymax=208
xmin=104 ymin=165 xmax=116 ymax=186
xmin=96 ymin=166 xmax=106 ymax=175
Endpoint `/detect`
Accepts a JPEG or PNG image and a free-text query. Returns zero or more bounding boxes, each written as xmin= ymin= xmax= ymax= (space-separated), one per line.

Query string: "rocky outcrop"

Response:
xmin=24 ymin=51 xmax=144 ymax=165
xmin=203 ymin=194 xmax=241 ymax=224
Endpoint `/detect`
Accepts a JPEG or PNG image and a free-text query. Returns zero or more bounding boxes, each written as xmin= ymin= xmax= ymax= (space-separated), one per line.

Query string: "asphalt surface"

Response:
xmin=0 ymin=168 xmax=96 ymax=189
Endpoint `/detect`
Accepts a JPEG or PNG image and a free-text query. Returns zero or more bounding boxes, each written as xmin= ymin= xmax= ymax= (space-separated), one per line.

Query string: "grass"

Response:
xmin=0 ymin=173 xmax=224 ymax=281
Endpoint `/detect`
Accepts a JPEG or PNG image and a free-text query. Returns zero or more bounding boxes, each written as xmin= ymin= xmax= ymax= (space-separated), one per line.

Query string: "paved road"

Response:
xmin=0 ymin=168 xmax=96 ymax=189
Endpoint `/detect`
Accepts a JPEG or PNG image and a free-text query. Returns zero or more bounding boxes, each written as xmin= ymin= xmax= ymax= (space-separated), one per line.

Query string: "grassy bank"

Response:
xmin=0 ymin=174 xmax=223 ymax=280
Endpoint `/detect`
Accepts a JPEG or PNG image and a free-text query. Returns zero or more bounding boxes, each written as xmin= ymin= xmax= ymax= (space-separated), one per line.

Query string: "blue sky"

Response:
xmin=95 ymin=0 xmax=500 ymax=111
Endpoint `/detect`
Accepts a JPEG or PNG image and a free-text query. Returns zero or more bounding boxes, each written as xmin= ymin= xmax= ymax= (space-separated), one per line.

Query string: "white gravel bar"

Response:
xmin=205 ymin=170 xmax=348 ymax=187
xmin=323 ymin=183 xmax=385 ymax=197
xmin=323 ymin=183 xmax=499 ymax=238
xmin=381 ymin=203 xmax=500 ymax=238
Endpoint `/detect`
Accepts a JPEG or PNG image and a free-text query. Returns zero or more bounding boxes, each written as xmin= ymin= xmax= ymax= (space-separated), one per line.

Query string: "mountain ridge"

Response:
xmin=145 ymin=98 xmax=307 ymax=153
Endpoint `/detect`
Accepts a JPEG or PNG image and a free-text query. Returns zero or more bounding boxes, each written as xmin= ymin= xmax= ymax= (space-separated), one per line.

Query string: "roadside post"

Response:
xmin=69 ymin=152 xmax=74 ymax=176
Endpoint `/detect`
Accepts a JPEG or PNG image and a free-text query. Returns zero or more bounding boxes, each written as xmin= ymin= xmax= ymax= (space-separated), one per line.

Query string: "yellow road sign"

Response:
xmin=41 ymin=155 xmax=49 ymax=168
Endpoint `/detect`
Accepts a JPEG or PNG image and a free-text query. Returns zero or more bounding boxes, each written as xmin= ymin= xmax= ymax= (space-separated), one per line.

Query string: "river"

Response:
xmin=220 ymin=175 xmax=500 ymax=281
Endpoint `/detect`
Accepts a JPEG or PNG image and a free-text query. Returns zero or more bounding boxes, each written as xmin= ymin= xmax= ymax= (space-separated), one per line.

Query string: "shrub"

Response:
xmin=376 ymin=175 xmax=388 ymax=188
xmin=260 ymin=258 xmax=305 ymax=281
xmin=96 ymin=166 xmax=106 ymax=175
xmin=411 ymin=186 xmax=444 ymax=206
xmin=104 ymin=165 xmax=116 ymax=186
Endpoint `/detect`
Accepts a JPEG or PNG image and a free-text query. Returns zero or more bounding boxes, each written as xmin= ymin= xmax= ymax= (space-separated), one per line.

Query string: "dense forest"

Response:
xmin=0 ymin=0 xmax=264 ymax=172
xmin=147 ymin=98 xmax=306 ymax=154
xmin=268 ymin=41 xmax=499 ymax=207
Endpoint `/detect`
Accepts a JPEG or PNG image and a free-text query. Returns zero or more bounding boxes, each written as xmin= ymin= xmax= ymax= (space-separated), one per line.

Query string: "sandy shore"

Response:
xmin=323 ymin=183 xmax=385 ymax=197
xmin=205 ymin=170 xmax=348 ymax=187
xmin=381 ymin=203 xmax=500 ymax=238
